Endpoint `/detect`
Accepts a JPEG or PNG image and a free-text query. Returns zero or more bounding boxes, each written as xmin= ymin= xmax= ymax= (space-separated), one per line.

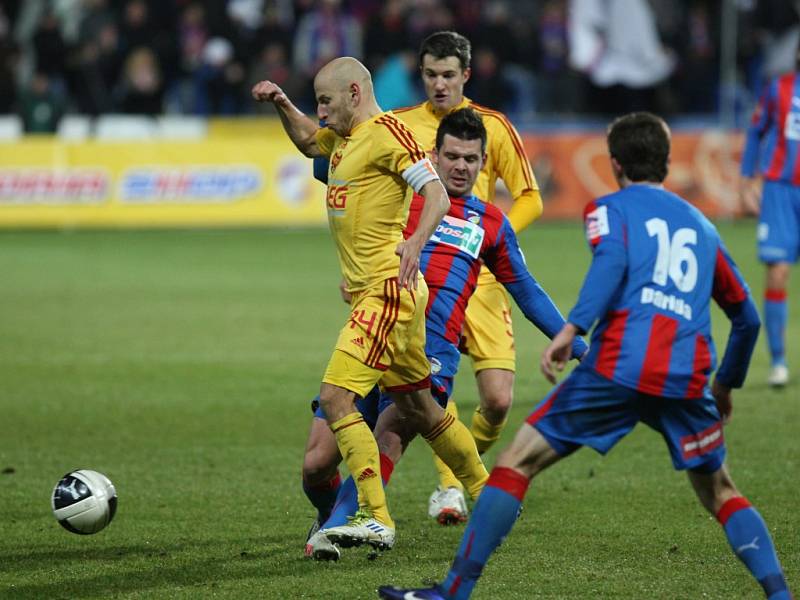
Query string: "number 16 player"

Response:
xmin=379 ymin=112 xmax=792 ymax=599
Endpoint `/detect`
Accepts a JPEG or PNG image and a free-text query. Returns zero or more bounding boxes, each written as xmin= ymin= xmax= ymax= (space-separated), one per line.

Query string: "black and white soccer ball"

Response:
xmin=51 ymin=470 xmax=117 ymax=534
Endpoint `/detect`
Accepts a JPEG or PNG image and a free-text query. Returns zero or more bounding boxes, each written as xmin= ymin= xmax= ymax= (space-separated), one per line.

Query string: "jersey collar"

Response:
xmin=425 ymin=97 xmax=472 ymax=118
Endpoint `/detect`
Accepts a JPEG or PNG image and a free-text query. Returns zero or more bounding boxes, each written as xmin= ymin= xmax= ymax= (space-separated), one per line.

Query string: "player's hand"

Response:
xmin=541 ymin=323 xmax=579 ymax=384
xmin=339 ymin=278 xmax=352 ymax=304
xmin=251 ymin=80 xmax=289 ymax=106
xmin=395 ymin=236 xmax=424 ymax=290
xmin=711 ymin=378 xmax=733 ymax=425
xmin=739 ymin=176 xmax=762 ymax=216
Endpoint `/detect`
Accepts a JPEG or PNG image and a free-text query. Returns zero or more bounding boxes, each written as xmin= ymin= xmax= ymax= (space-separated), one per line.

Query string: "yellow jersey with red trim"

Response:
xmin=315 ymin=111 xmax=434 ymax=292
xmin=394 ymin=97 xmax=540 ymax=227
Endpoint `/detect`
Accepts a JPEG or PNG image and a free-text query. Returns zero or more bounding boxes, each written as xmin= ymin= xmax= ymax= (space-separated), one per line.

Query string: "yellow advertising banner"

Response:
xmin=0 ymin=132 xmax=327 ymax=228
xmin=0 ymin=120 xmax=745 ymax=228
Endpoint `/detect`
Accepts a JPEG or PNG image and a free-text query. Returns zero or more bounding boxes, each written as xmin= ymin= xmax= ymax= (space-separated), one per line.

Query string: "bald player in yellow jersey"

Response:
xmin=252 ymin=57 xmax=489 ymax=552
xmin=395 ymin=31 xmax=543 ymax=523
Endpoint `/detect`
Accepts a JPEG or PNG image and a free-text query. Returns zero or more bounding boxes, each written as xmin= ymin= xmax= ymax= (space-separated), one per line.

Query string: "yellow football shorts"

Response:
xmin=323 ymin=276 xmax=431 ymax=397
xmin=461 ymin=266 xmax=516 ymax=372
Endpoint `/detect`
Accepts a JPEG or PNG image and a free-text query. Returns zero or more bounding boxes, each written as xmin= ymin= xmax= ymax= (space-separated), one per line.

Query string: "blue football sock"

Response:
xmin=302 ymin=472 xmax=340 ymax=524
xmin=718 ymin=497 xmax=791 ymax=599
xmin=764 ymin=291 xmax=787 ymax=366
xmin=440 ymin=467 xmax=529 ymax=600
xmin=322 ymin=474 xmax=357 ymax=528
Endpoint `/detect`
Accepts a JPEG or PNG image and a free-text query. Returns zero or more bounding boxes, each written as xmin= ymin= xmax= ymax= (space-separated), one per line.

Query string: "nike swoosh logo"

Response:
xmin=404 ymin=593 xmax=428 ymax=600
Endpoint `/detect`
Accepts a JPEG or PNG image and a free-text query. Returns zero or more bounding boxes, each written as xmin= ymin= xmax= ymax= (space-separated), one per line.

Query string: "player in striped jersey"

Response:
xmin=740 ymin=50 xmax=800 ymax=387
xmin=305 ymin=108 xmax=585 ymax=560
xmin=395 ymin=30 xmax=544 ymax=523
xmin=379 ymin=114 xmax=791 ymax=600
xmin=252 ymin=57 xmax=489 ymax=551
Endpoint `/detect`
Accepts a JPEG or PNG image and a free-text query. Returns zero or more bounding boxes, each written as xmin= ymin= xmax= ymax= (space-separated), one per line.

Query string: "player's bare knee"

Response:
xmin=477 ymin=370 xmax=514 ymax=422
xmin=318 ymin=385 xmax=357 ymax=422
xmin=495 ymin=424 xmax=561 ymax=479
xmin=479 ymin=399 xmax=511 ymax=425
xmin=766 ymin=262 xmax=791 ymax=288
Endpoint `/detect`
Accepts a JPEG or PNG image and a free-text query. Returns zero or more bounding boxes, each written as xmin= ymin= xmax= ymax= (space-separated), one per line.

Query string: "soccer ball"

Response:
xmin=51 ymin=470 xmax=117 ymax=534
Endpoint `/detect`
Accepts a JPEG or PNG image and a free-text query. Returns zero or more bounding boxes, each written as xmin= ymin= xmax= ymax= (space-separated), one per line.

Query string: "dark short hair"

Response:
xmin=418 ymin=31 xmax=471 ymax=71
xmin=607 ymin=112 xmax=670 ymax=183
xmin=436 ymin=108 xmax=486 ymax=154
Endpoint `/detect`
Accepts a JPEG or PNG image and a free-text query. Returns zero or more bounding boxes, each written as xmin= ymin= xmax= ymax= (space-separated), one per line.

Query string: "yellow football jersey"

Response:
xmin=394 ymin=97 xmax=539 ymax=221
xmin=315 ymin=111 xmax=430 ymax=292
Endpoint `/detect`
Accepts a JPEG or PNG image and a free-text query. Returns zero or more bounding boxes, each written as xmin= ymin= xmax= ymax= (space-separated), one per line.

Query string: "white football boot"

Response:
xmin=427 ymin=486 xmax=468 ymax=525
xmin=304 ymin=529 xmax=341 ymax=561
xmin=321 ymin=510 xmax=395 ymax=550
xmin=768 ymin=364 xmax=789 ymax=387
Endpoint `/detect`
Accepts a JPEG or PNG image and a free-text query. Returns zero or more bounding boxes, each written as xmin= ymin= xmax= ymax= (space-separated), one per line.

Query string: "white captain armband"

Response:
xmin=402 ymin=158 xmax=439 ymax=193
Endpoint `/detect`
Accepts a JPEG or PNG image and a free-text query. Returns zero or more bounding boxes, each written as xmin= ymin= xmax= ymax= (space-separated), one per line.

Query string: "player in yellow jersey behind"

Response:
xmin=252 ymin=57 xmax=489 ymax=552
xmin=393 ymin=31 xmax=544 ymax=522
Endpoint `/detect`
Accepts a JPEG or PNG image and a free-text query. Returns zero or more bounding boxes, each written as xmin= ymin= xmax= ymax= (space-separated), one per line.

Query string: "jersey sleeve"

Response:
xmin=371 ymin=114 xmax=438 ymax=191
xmin=314 ymin=127 xmax=337 ymax=158
xmin=567 ymin=199 xmax=628 ymax=333
xmin=484 ymin=211 xmax=588 ymax=359
xmin=740 ymin=79 xmax=775 ymax=177
xmin=487 ymin=114 xmax=541 ymax=231
xmin=712 ymin=241 xmax=761 ymax=388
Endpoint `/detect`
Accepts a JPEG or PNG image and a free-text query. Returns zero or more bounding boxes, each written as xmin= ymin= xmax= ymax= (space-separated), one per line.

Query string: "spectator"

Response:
xmin=534 ymin=0 xmax=581 ymax=114
xmin=178 ymin=3 xmax=208 ymax=75
xmin=67 ymin=21 xmax=121 ymax=115
xmin=754 ymin=0 xmax=800 ymax=80
xmin=19 ymin=71 xmax=65 ymax=132
xmin=193 ymin=37 xmax=246 ymax=115
xmin=675 ymin=0 xmax=720 ymax=113
xmin=373 ymin=50 xmax=420 ymax=109
xmin=568 ymin=0 xmax=676 ymax=115
xmin=32 ymin=9 xmax=67 ymax=79
xmin=247 ymin=41 xmax=305 ymax=115
xmin=466 ymin=47 xmax=511 ymax=110
xmin=292 ymin=0 xmax=363 ymax=80
xmin=115 ymin=46 xmax=164 ymax=115
xmin=363 ymin=0 xmax=410 ymax=72
xmin=0 ymin=40 xmax=20 ymax=114
xmin=473 ymin=1 xmax=518 ymax=66
xmin=253 ymin=0 xmax=295 ymax=60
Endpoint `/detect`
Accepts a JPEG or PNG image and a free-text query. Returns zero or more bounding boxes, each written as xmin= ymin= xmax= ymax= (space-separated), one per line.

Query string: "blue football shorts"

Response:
xmin=758 ymin=180 xmax=800 ymax=264
xmin=526 ymin=365 xmax=726 ymax=473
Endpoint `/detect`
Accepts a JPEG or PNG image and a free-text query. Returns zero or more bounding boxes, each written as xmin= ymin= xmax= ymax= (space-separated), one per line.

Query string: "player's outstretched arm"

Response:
xmin=251 ymin=80 xmax=322 ymax=157
xmin=485 ymin=217 xmax=587 ymax=359
xmin=396 ymin=179 xmax=449 ymax=290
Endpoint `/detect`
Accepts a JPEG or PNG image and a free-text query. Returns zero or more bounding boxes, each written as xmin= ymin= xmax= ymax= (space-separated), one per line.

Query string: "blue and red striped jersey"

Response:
xmin=568 ymin=184 xmax=758 ymax=398
xmin=405 ymin=193 xmax=586 ymax=358
xmin=741 ymin=71 xmax=800 ymax=183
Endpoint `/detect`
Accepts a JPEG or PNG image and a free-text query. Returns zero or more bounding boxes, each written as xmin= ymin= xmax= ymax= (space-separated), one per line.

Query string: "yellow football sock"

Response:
xmin=331 ymin=412 xmax=393 ymax=528
xmin=424 ymin=411 xmax=489 ymax=500
xmin=431 ymin=401 xmax=464 ymax=490
xmin=471 ymin=408 xmax=507 ymax=454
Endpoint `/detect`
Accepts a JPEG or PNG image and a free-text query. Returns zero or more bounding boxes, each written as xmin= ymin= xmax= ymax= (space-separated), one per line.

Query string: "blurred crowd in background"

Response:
xmin=0 ymin=0 xmax=798 ymax=133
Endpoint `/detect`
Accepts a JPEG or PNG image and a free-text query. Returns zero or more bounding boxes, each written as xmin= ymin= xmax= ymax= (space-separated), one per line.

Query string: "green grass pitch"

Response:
xmin=0 ymin=222 xmax=797 ymax=599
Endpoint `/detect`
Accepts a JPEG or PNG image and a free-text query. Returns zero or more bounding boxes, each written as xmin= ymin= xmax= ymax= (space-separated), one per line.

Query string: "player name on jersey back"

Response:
xmin=640 ymin=286 xmax=693 ymax=320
